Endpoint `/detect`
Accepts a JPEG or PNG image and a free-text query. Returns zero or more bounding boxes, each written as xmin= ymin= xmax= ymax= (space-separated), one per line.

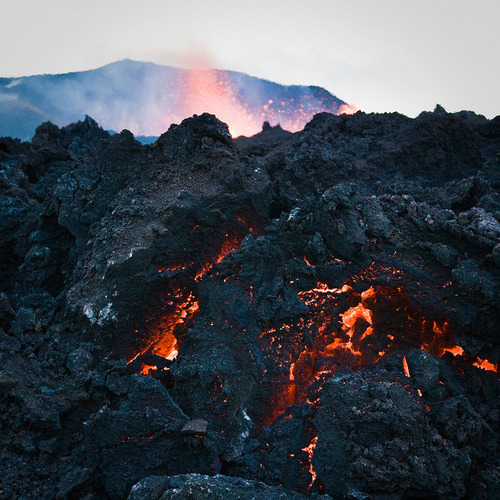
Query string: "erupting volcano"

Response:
xmin=0 ymin=59 xmax=352 ymax=140
xmin=1 ymin=107 xmax=499 ymax=499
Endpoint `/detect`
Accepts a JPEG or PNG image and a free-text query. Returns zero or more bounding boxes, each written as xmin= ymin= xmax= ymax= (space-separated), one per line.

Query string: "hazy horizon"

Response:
xmin=1 ymin=0 xmax=499 ymax=118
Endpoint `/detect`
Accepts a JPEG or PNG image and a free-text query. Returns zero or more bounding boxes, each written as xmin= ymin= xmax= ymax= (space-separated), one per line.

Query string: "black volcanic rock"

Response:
xmin=0 ymin=109 xmax=499 ymax=499
xmin=128 ymin=474 xmax=327 ymax=499
xmin=312 ymin=368 xmax=472 ymax=498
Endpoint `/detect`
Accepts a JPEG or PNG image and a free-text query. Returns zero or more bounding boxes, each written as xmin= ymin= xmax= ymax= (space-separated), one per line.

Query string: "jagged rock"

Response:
xmin=66 ymin=348 xmax=94 ymax=373
xmin=405 ymin=349 xmax=440 ymax=393
xmin=452 ymin=259 xmax=497 ymax=303
xmin=429 ymin=243 xmax=459 ymax=267
xmin=0 ymin=108 xmax=499 ymax=499
xmin=312 ymin=370 xmax=471 ymax=498
xmin=55 ymin=466 xmax=91 ymax=499
xmin=128 ymin=474 xmax=327 ymax=500
xmin=181 ymin=419 xmax=208 ymax=436
xmin=0 ymin=369 xmax=19 ymax=392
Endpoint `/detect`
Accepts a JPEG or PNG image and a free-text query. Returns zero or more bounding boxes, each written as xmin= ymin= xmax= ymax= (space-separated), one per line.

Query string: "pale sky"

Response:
xmin=1 ymin=0 xmax=499 ymax=117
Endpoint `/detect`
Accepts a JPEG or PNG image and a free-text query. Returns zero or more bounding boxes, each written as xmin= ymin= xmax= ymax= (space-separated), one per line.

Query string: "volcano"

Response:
xmin=0 ymin=59 xmax=351 ymax=141
xmin=0 ymin=107 xmax=499 ymax=499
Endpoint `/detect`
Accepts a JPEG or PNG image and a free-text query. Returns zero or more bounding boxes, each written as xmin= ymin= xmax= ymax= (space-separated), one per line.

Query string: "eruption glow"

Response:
xmin=170 ymin=52 xmax=352 ymax=137
xmin=178 ymin=66 xmax=258 ymax=137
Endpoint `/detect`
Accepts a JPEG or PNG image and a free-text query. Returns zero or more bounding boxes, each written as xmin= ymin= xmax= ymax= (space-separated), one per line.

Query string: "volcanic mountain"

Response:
xmin=0 ymin=59 xmax=351 ymax=140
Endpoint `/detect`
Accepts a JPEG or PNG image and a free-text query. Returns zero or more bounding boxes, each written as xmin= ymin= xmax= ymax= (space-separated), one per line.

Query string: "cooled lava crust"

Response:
xmin=0 ymin=109 xmax=499 ymax=499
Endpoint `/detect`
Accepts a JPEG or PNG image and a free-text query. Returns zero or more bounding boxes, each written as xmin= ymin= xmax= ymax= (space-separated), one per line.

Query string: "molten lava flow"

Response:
xmin=403 ymin=356 xmax=411 ymax=377
xmin=443 ymin=345 xmax=464 ymax=356
xmin=131 ymin=231 xmax=246 ymax=371
xmin=127 ymin=291 xmax=199 ymax=369
xmin=473 ymin=357 xmax=498 ymax=372
xmin=297 ymin=282 xmax=351 ymax=305
xmin=139 ymin=364 xmax=158 ymax=376
xmin=260 ymin=280 xmax=498 ymax=423
xmin=303 ymin=436 xmax=318 ymax=490
xmin=149 ymin=292 xmax=199 ymax=359
xmin=195 ymin=232 xmax=243 ymax=281
xmin=337 ymin=287 xmax=375 ymax=356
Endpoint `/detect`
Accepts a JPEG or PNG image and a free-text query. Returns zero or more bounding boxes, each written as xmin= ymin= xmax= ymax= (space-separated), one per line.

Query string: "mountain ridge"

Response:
xmin=0 ymin=59 xmax=349 ymax=140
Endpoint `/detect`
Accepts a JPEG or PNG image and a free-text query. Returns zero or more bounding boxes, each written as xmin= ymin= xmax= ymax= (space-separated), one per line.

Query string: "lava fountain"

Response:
xmin=171 ymin=54 xmax=352 ymax=137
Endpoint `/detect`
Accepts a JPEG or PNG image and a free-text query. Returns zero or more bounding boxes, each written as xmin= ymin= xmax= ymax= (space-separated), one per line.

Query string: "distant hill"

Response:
xmin=0 ymin=59 xmax=351 ymax=140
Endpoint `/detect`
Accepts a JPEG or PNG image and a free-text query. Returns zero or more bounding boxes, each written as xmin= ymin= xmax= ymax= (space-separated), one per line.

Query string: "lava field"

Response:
xmin=0 ymin=108 xmax=499 ymax=499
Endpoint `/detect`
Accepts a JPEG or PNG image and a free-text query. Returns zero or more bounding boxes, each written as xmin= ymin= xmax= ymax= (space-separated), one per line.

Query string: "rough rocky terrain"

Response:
xmin=0 ymin=107 xmax=499 ymax=499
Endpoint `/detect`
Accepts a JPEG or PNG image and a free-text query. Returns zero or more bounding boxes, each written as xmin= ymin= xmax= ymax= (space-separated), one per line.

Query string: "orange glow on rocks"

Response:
xmin=121 ymin=431 xmax=160 ymax=444
xmin=443 ymin=345 xmax=465 ymax=357
xmin=303 ymin=436 xmax=318 ymax=489
xmin=473 ymin=357 xmax=498 ymax=373
xmin=259 ymin=279 xmax=498 ymax=423
xmin=157 ymin=263 xmax=193 ymax=273
xmin=338 ymin=287 xmax=375 ymax=356
xmin=128 ymin=291 xmax=199 ymax=367
xmin=139 ymin=364 xmax=158 ymax=376
xmin=215 ymin=235 xmax=240 ymax=264
xmin=237 ymin=215 xmax=258 ymax=234
xmin=130 ymin=231 xmax=245 ymax=370
xmin=195 ymin=232 xmax=243 ymax=281
xmin=403 ymin=356 xmax=411 ymax=377
xmin=148 ymin=293 xmax=198 ymax=359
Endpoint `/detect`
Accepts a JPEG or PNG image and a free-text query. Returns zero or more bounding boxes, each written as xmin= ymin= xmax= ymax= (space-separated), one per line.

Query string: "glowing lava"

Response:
xmin=260 ymin=280 xmax=498 ymax=422
xmin=195 ymin=232 xmax=243 ymax=281
xmin=473 ymin=357 xmax=498 ymax=372
xmin=129 ymin=230 xmax=246 ymax=370
xmin=179 ymin=66 xmax=258 ymax=137
xmin=127 ymin=291 xmax=199 ymax=372
xmin=171 ymin=54 xmax=355 ymax=137
xmin=403 ymin=356 xmax=411 ymax=377
xmin=303 ymin=436 xmax=318 ymax=490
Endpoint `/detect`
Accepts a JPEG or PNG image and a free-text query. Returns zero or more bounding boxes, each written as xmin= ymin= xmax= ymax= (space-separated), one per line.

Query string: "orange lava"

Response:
xmin=149 ymin=293 xmax=198 ymax=359
xmin=158 ymin=263 xmax=192 ymax=273
xmin=303 ymin=257 xmax=313 ymax=267
xmin=139 ymin=364 xmax=158 ymax=376
xmin=131 ymin=231 xmax=245 ymax=371
xmin=337 ymin=287 xmax=375 ymax=356
xmin=473 ymin=357 xmax=498 ymax=372
xmin=237 ymin=215 xmax=258 ymax=234
xmin=260 ymin=280 xmax=498 ymax=423
xmin=303 ymin=436 xmax=318 ymax=489
xmin=128 ymin=292 xmax=199 ymax=366
xmin=403 ymin=356 xmax=410 ymax=377
xmin=121 ymin=431 xmax=161 ymax=443
xmin=170 ymin=54 xmax=355 ymax=137
xmin=195 ymin=232 xmax=243 ymax=281
xmin=443 ymin=345 xmax=465 ymax=356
